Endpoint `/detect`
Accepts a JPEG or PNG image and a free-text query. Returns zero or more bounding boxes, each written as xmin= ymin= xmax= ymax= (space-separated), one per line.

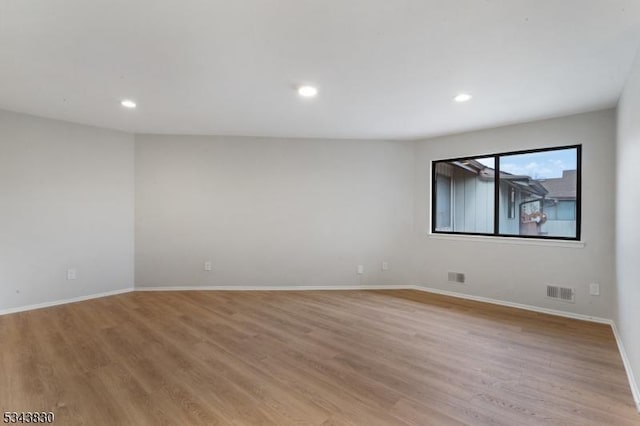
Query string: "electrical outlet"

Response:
xmin=357 ymin=265 xmax=364 ymax=275
xmin=589 ymin=283 xmax=600 ymax=296
xmin=448 ymin=271 xmax=465 ymax=283
xmin=67 ymin=269 xmax=77 ymax=280
xmin=381 ymin=261 xmax=389 ymax=271
xmin=204 ymin=261 xmax=212 ymax=271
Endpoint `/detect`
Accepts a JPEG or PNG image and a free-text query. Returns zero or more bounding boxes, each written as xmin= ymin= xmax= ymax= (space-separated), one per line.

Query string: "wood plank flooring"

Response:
xmin=0 ymin=290 xmax=637 ymax=425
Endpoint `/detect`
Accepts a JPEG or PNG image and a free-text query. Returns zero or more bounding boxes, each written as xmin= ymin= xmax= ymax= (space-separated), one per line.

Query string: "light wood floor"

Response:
xmin=0 ymin=290 xmax=637 ymax=425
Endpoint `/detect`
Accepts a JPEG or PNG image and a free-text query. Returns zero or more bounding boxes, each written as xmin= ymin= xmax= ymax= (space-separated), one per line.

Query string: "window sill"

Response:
xmin=427 ymin=233 xmax=585 ymax=248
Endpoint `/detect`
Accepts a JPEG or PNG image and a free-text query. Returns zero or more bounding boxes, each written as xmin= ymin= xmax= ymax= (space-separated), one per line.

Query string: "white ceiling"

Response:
xmin=1 ymin=1 xmax=640 ymax=140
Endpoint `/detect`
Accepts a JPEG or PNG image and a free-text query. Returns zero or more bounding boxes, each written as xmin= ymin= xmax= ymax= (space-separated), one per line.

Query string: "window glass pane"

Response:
xmin=557 ymin=200 xmax=576 ymax=220
xmin=433 ymin=157 xmax=495 ymax=234
xmin=498 ymin=147 xmax=578 ymax=238
xmin=435 ymin=174 xmax=451 ymax=230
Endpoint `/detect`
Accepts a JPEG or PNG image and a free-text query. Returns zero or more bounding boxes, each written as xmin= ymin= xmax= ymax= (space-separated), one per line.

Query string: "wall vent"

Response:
xmin=448 ymin=272 xmax=465 ymax=283
xmin=546 ymin=285 xmax=575 ymax=302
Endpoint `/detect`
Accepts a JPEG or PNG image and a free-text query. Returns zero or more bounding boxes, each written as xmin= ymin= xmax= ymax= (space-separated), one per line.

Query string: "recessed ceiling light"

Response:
xmin=298 ymin=85 xmax=318 ymax=98
xmin=454 ymin=93 xmax=472 ymax=103
xmin=121 ymin=99 xmax=137 ymax=109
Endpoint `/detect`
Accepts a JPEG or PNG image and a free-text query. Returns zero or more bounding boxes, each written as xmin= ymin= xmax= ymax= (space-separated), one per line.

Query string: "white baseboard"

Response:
xmin=410 ymin=285 xmax=612 ymax=324
xmin=135 ymin=284 xmax=408 ymax=292
xmin=1 ymin=283 xmax=608 ymax=323
xmin=412 ymin=284 xmax=639 ymax=413
xmin=611 ymin=322 xmax=640 ymax=412
xmin=1 ymin=283 xmax=637 ymax=412
xmin=0 ymin=287 xmax=134 ymax=316
xmin=1 ymin=285 xmax=405 ymax=315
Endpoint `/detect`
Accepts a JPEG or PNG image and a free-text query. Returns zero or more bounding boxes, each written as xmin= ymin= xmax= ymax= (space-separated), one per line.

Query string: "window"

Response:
xmin=434 ymin=173 xmax=452 ymax=230
xmin=432 ymin=145 xmax=581 ymax=240
xmin=433 ymin=157 xmax=495 ymax=234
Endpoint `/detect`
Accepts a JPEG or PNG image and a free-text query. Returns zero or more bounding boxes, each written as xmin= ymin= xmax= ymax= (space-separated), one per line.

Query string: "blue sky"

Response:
xmin=477 ymin=148 xmax=577 ymax=179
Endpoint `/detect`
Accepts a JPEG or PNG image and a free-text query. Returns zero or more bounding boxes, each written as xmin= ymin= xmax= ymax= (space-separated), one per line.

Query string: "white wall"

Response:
xmin=2 ymin=109 xmax=617 ymax=314
xmin=413 ymin=109 xmax=616 ymax=319
xmin=135 ymin=135 xmax=414 ymax=288
xmin=616 ymin=49 xmax=640 ymax=407
xmin=0 ymin=110 xmax=135 ymax=311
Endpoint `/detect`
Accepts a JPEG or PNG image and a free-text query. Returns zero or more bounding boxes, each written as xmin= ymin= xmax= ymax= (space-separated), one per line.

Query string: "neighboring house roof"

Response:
xmin=481 ymin=168 xmax=548 ymax=197
xmin=499 ymin=174 xmax=548 ymax=197
xmin=446 ymin=160 xmax=550 ymax=197
xmin=539 ymin=170 xmax=577 ymax=199
xmin=450 ymin=159 xmax=487 ymax=174
xmin=444 ymin=162 xmax=576 ymax=199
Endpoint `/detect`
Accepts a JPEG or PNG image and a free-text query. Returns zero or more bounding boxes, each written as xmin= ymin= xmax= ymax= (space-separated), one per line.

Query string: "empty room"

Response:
xmin=1 ymin=1 xmax=640 ymax=425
